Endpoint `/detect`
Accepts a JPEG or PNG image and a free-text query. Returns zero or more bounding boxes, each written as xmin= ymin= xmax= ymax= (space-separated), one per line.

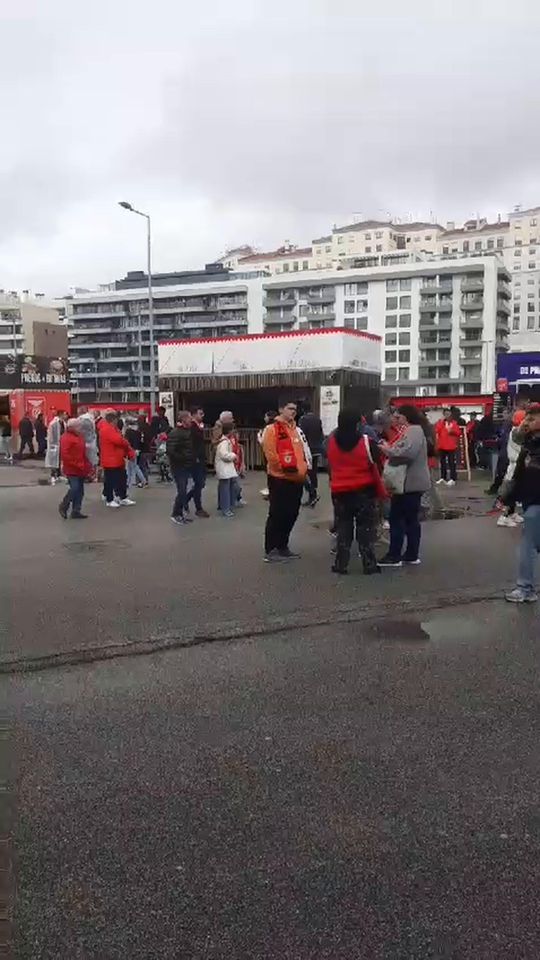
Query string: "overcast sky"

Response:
xmin=1 ymin=0 xmax=539 ymax=294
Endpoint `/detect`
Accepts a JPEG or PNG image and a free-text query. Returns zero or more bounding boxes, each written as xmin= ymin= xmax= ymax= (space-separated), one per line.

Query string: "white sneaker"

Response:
xmin=497 ymin=514 xmax=515 ymax=527
xmin=512 ymin=514 xmax=524 ymax=524
xmin=119 ymin=498 xmax=136 ymax=506
xmin=446 ymin=479 xmax=456 ymax=487
xmin=101 ymin=494 xmax=107 ymax=502
xmin=106 ymin=500 xmax=120 ymax=508
xmin=51 ymin=477 xmax=57 ymax=485
xmin=436 ymin=478 xmax=446 ymax=485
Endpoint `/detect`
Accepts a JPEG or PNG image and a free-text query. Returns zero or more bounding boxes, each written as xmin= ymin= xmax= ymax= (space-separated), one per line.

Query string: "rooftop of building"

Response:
xmin=443 ymin=220 xmax=510 ymax=237
xmin=237 ymin=246 xmax=312 ymax=263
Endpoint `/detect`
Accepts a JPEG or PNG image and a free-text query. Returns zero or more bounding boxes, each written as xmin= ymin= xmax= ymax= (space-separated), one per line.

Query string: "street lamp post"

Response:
xmin=118 ymin=201 xmax=157 ymax=415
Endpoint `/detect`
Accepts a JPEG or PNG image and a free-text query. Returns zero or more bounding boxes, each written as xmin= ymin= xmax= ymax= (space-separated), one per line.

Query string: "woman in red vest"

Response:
xmin=326 ymin=410 xmax=387 ymax=575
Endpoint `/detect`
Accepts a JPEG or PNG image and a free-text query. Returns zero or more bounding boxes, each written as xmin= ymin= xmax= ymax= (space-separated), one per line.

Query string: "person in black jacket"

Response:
xmin=137 ymin=415 xmax=153 ymax=481
xmin=298 ymin=401 xmax=324 ymax=507
xmin=504 ymin=406 xmax=540 ymax=603
xmin=35 ymin=413 xmax=47 ymax=457
xmin=167 ymin=411 xmax=195 ymax=525
xmin=185 ymin=406 xmax=209 ymax=517
xmin=18 ymin=414 xmax=35 ymax=458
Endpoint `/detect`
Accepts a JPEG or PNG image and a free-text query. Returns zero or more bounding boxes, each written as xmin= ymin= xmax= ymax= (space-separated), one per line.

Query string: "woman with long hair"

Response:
xmin=326 ymin=410 xmax=386 ymax=575
xmin=378 ymin=405 xmax=431 ymax=567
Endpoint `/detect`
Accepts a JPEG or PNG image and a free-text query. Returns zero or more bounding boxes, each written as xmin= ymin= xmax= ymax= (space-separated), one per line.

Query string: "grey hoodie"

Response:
xmin=386 ymin=425 xmax=430 ymax=493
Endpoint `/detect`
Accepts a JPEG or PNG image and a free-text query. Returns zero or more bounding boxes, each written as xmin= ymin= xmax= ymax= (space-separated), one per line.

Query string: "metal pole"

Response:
xmin=146 ymin=215 xmax=156 ymax=416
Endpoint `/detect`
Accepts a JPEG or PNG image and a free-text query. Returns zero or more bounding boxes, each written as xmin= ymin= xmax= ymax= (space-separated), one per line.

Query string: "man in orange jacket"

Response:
xmin=435 ymin=408 xmax=461 ymax=486
xmin=99 ymin=411 xmax=136 ymax=508
xmin=261 ymin=400 xmax=308 ymax=562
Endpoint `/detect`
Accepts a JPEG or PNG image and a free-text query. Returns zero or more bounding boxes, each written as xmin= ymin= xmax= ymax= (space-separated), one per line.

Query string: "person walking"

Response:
xmin=378 ymin=405 xmax=431 ymax=567
xmin=185 ymin=406 xmax=209 ymax=517
xmin=299 ymin=401 xmax=324 ymax=507
xmin=150 ymin=405 xmax=170 ymax=439
xmin=504 ymin=406 xmax=540 ymax=602
xmin=58 ymin=419 xmax=91 ymax=520
xmin=99 ymin=411 xmax=136 ymax=507
xmin=215 ymin=422 xmax=238 ymax=517
xmin=435 ymin=408 xmax=460 ymax=486
xmin=125 ymin=418 xmax=148 ymax=489
xmin=466 ymin=412 xmax=479 ymax=468
xmin=261 ymin=400 xmax=308 ymax=562
xmin=326 ymin=409 xmax=386 ymax=575
xmin=257 ymin=410 xmax=277 ymax=499
xmin=18 ymin=413 xmax=35 ymax=459
xmin=35 ymin=413 xmax=47 ymax=457
xmin=167 ymin=410 xmax=194 ymax=525
xmin=45 ymin=411 xmax=67 ymax=482
xmin=137 ymin=414 xmax=152 ymax=482
xmin=0 ymin=417 xmax=13 ymax=464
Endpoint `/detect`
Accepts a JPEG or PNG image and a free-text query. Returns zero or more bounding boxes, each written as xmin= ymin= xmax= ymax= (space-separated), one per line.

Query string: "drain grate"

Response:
xmin=62 ymin=539 xmax=129 ymax=556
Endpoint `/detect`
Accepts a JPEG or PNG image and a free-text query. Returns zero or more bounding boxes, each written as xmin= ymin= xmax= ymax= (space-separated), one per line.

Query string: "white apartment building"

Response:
xmin=262 ymin=254 xmax=511 ymax=396
xmin=66 ymin=266 xmax=264 ymax=406
xmin=221 ymin=205 xmax=540 ymax=351
xmin=0 ymin=291 xmax=65 ymax=358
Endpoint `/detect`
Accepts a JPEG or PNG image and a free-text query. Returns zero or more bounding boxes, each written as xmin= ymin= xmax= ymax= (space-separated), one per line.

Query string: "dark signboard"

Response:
xmin=497 ymin=351 xmax=540 ymax=387
xmin=0 ymin=355 xmax=69 ymax=391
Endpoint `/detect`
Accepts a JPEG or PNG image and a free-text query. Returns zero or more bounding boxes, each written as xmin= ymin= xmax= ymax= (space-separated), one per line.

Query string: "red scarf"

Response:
xmin=274 ymin=420 xmax=298 ymax=473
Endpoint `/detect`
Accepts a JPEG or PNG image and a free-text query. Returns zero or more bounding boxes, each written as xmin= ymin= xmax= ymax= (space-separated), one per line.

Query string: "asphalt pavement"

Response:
xmin=3 ymin=468 xmax=540 ymax=957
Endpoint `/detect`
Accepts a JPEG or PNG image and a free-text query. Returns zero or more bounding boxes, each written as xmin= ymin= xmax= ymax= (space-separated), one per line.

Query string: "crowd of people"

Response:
xmin=4 ymin=395 xmax=539 ymax=604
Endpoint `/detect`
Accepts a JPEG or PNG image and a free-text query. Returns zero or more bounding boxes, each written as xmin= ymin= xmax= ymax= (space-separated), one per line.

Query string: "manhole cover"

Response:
xmin=63 ymin=540 xmax=129 ymax=556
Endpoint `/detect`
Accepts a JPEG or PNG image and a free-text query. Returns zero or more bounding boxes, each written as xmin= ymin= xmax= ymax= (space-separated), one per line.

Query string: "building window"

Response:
xmin=527 ymin=316 xmax=535 ymax=329
xmin=302 ymin=261 xmax=309 ymax=270
xmin=515 ymin=239 xmax=522 ymax=246
xmin=400 ymin=278 xmax=412 ymax=290
xmin=513 ymin=316 xmax=520 ymax=331
xmin=357 ymin=299 xmax=368 ymax=311
xmin=385 ymin=368 xmax=397 ymax=381
xmin=386 ymin=280 xmax=398 ymax=291
xmin=463 ymin=241 xmax=469 ymax=252
xmin=357 ymin=282 xmax=368 ymax=293
xmin=385 ymin=332 xmax=397 ymax=345
xmin=399 ymin=368 xmax=410 ymax=380
xmin=398 ymin=331 xmax=411 ymax=345
xmin=425 ymin=235 xmax=432 ymax=241
xmin=343 ymin=317 xmax=355 ymax=329
xmin=514 ymin=250 xmax=522 ymax=257
xmin=337 ymin=236 xmax=344 ymax=244
xmin=283 ymin=263 xmax=289 ymax=272
xmin=528 ymin=278 xmax=535 ymax=284
xmin=528 ymin=302 xmax=535 ymax=311
xmin=497 ymin=238 xmax=504 ymax=248
xmin=375 ymin=231 xmax=383 ymax=239
xmin=344 ymin=284 xmax=356 ymax=296
xmin=364 ymin=233 xmax=371 ymax=240
xmin=325 ymin=246 xmax=331 ymax=253
xmin=474 ymin=241 xmax=482 ymax=251
xmin=315 ymin=247 xmax=322 ymax=255
xmin=398 ymin=349 xmax=410 ymax=362
xmin=443 ymin=246 xmax=449 ymax=255
xmin=376 ymin=245 xmax=382 ymax=252
xmin=530 ymin=249 xmax=536 ymax=255
xmin=385 ymin=350 xmax=397 ymax=362
xmin=344 ymin=300 xmax=355 ymax=314
xmin=385 ymin=315 xmax=397 ymax=328
xmin=398 ymin=313 xmax=411 ymax=327
xmin=487 ymin=239 xmax=494 ymax=250
xmin=530 ymin=263 xmax=536 ymax=270
xmin=514 ymin=303 xmax=520 ymax=312
xmin=386 ymin=296 xmax=398 ymax=309
xmin=356 ymin=317 xmax=368 ymax=331
xmin=531 ymin=218 xmax=537 ymax=227
xmin=399 ymin=295 xmax=411 ymax=308
xmin=293 ymin=262 xmax=299 ymax=271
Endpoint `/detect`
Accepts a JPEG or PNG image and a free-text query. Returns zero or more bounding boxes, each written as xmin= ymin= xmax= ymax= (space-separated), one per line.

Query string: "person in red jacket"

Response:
xmin=99 ymin=411 xmax=136 ymax=508
xmin=58 ymin=419 xmax=92 ymax=519
xmin=435 ymin=408 xmax=461 ymax=486
xmin=326 ymin=409 xmax=387 ymax=575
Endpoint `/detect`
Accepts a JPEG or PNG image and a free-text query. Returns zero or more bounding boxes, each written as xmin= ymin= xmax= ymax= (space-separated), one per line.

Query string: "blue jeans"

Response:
xmin=186 ymin=462 xmax=206 ymax=511
xmin=61 ymin=476 xmax=84 ymax=515
xmin=172 ymin=467 xmax=191 ymax=518
xmin=389 ymin=492 xmax=422 ymax=561
xmin=218 ymin=478 xmax=235 ymax=514
xmin=517 ymin=504 xmax=540 ymax=592
xmin=127 ymin=458 xmax=146 ymax=487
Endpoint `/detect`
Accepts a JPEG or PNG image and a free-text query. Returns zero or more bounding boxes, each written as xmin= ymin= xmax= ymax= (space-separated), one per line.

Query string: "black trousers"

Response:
xmin=103 ymin=467 xmax=127 ymax=503
xmin=264 ymin=476 xmax=303 ymax=553
xmin=304 ymin=454 xmax=320 ymax=501
xmin=440 ymin=451 xmax=457 ymax=482
xmin=19 ymin=437 xmax=35 ymax=457
xmin=333 ymin=489 xmax=378 ymax=572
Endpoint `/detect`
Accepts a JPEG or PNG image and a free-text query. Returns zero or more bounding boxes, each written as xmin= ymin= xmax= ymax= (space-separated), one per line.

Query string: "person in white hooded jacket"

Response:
xmin=215 ymin=423 xmax=238 ymax=517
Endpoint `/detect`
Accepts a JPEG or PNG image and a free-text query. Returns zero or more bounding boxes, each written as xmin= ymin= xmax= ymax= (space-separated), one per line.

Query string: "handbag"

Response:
xmin=382 ymin=460 xmax=407 ymax=495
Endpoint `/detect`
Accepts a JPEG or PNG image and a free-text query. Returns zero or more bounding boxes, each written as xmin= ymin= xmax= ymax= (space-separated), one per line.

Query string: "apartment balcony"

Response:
xmin=460 ymin=315 xmax=484 ymax=329
xmin=264 ymin=294 xmax=296 ymax=308
xmin=306 ymin=291 xmax=335 ymax=305
xmin=419 ymin=301 xmax=437 ymax=312
xmin=437 ymin=299 xmax=453 ymax=313
xmin=71 ymin=310 xmax=127 ymax=320
xmin=461 ymin=297 xmax=484 ymax=311
xmin=496 ymin=300 xmax=511 ymax=316
xmin=460 ymin=353 xmax=483 ymax=365
xmin=264 ymin=312 xmax=296 ymax=325
xmin=497 ymin=282 xmax=511 ymax=299
xmin=69 ymin=325 xmax=122 ymax=335
xmin=418 ymin=358 xmax=451 ymax=367
xmin=68 ymin=339 xmax=126 ymax=349
xmin=420 ymin=281 xmax=453 ymax=294
xmin=496 ymin=341 xmax=510 ymax=353
xmin=461 ymin=278 xmax=484 ymax=293
xmin=418 ymin=368 xmax=451 ymax=381
xmin=300 ymin=309 xmax=335 ymax=321
xmin=460 ymin=336 xmax=482 ymax=348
